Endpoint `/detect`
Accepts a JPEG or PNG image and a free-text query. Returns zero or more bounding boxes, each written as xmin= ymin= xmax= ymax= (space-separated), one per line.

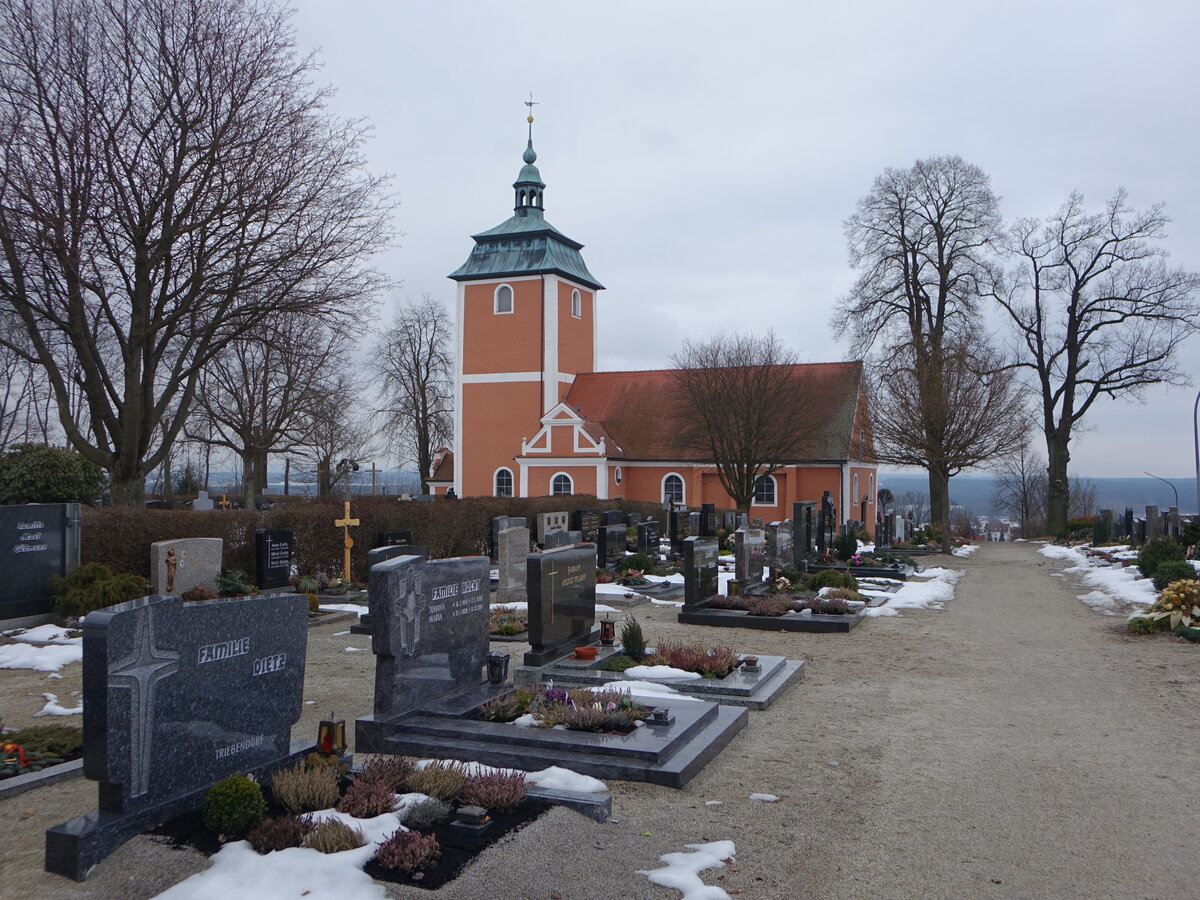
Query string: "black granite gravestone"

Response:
xmin=682 ymin=537 xmax=720 ymax=608
xmin=699 ymin=503 xmax=718 ymax=537
xmin=792 ymin=501 xmax=816 ymax=566
xmin=369 ymin=554 xmax=490 ymax=721
xmin=254 ymin=529 xmax=294 ymax=590
xmin=376 ymin=530 xmax=414 ymax=548
xmin=525 ymin=544 xmax=598 ymax=666
xmin=688 ymin=512 xmax=701 ymax=538
xmin=46 ymin=593 xmax=309 ymax=880
xmin=1 ymin=503 xmax=80 ymax=621
xmin=572 ymin=508 xmax=601 ymax=543
xmin=637 ymin=520 xmax=660 ymax=556
xmin=602 ymin=510 xmax=625 ymax=525
xmin=669 ymin=508 xmax=692 ymax=553
xmin=626 ymin=512 xmax=642 ymax=528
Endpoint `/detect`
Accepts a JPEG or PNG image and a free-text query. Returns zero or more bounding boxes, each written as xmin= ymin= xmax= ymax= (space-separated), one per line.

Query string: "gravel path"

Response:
xmin=2 ymin=543 xmax=1198 ymax=899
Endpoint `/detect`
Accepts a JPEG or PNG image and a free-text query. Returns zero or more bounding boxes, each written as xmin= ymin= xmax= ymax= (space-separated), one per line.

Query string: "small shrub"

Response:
xmin=374 ymin=829 xmax=441 ymax=873
xmin=356 ymin=755 xmax=415 ymax=793
xmin=780 ymin=565 xmax=803 ymax=584
xmin=217 ymin=570 xmax=254 ymax=597
xmin=489 ymin=606 xmax=527 ymax=635
xmin=271 ymin=760 xmax=340 ymax=814
xmin=1137 ymin=537 xmax=1185 ymax=579
xmin=1152 ymin=560 xmax=1197 ymax=591
xmin=306 ymin=592 xmax=320 ymax=613
xmin=305 ymin=818 xmax=363 ymax=854
xmin=247 ymin=815 xmax=314 ymax=854
xmin=620 ymin=615 xmax=646 ymax=661
xmin=203 ymin=774 xmax=267 ymax=836
xmin=5 ymin=724 xmax=83 ymax=759
xmin=49 ymin=563 xmax=148 ymax=620
xmin=181 ymin=584 xmax=217 ymax=603
xmin=552 ymin=689 xmax=649 ymax=733
xmin=814 ymin=597 xmax=852 ymax=615
xmin=336 ymin=778 xmax=397 ymax=818
xmin=478 ymin=690 xmax=534 ymax=723
xmin=806 ymin=569 xmax=858 ymax=591
xmin=599 ymin=654 xmax=642 ymax=672
xmin=405 ymin=760 xmax=469 ymax=802
xmin=401 ymin=797 xmax=452 ymax=829
xmin=297 ymin=575 xmax=319 ymax=594
xmin=746 ymin=596 xmax=790 ymax=617
xmin=0 ymin=443 xmax=104 ymax=504
xmin=1 ymin=741 xmax=62 ymax=778
xmin=706 ymin=594 xmax=749 ymax=610
xmin=819 ymin=587 xmax=859 ymax=601
xmin=460 ymin=771 xmax=527 ymax=811
xmin=833 ymin=532 xmax=859 ymax=562
xmin=646 ymin=641 xmax=739 ymax=679
xmin=1092 ymin=518 xmax=1111 ymax=545
xmin=1128 ymin=614 xmax=1169 ymax=635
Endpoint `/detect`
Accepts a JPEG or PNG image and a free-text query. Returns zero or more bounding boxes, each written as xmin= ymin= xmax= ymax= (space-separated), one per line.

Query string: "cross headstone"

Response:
xmin=334 ymin=501 xmax=360 ymax=582
xmin=682 ymin=537 xmax=719 ymax=609
xmin=0 ymin=503 xmax=81 ymax=621
xmin=150 ymin=538 xmax=222 ymax=595
xmin=496 ymin=525 xmax=530 ymax=604
xmin=217 ymin=495 xmax=232 ymax=510
xmin=637 ymin=520 xmax=660 ymax=556
xmin=192 ymin=491 xmax=214 ymax=511
xmin=254 ymin=529 xmax=294 ymax=590
xmin=525 ymin=544 xmax=598 ymax=666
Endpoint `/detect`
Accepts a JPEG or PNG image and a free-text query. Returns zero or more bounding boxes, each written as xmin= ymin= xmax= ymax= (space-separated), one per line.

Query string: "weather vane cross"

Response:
xmin=524 ymin=92 xmax=538 ymax=123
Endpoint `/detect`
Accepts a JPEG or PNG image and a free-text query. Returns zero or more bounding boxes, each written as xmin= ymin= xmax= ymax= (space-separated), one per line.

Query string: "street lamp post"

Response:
xmin=1144 ymin=471 xmax=1179 ymax=509
xmin=1194 ymin=388 xmax=1200 ymax=516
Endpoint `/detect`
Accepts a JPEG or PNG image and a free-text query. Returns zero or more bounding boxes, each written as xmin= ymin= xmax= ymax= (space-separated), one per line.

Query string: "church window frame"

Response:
xmin=662 ymin=473 xmax=684 ymax=506
xmin=571 ymin=289 xmax=582 ymax=318
xmin=494 ymin=283 xmax=514 ymax=314
xmin=752 ymin=474 xmax=777 ymax=506
xmin=494 ymin=467 xmax=514 ymax=498
xmin=551 ymin=472 xmax=574 ymax=496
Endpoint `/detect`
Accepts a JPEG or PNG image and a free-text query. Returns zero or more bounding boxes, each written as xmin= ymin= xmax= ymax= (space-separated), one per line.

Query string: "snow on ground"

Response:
xmin=590 ymin=680 xmax=705 ymax=702
xmin=650 ymin=598 xmax=685 ymax=607
xmin=492 ymin=600 xmax=620 ymax=614
xmin=636 ymin=840 xmax=737 ymax=900
xmin=317 ymin=603 xmax=366 ymax=615
xmin=0 ymin=642 xmax=82 ymax=671
xmin=861 ymin=568 xmax=963 ymax=618
xmin=623 ymin=665 xmax=703 ymax=680
xmin=643 ymin=573 xmax=685 ymax=584
xmin=411 ymin=758 xmax=609 ymax=793
xmin=34 ymin=692 xmax=82 ymax=717
xmin=1 ymin=625 xmax=82 ymax=645
xmin=749 ymin=793 xmax=779 ymax=802
xmin=952 ymin=544 xmax=979 ymax=558
xmin=343 ymin=647 xmax=363 ymax=653
xmin=1037 ymin=544 xmax=1158 ymax=615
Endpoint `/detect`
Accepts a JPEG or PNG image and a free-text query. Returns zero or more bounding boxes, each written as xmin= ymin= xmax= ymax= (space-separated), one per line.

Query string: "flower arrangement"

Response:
xmin=476 ymin=684 xmax=649 ymax=734
xmin=1130 ymin=579 xmax=1200 ymax=632
xmin=615 ymin=569 xmax=651 ymax=587
xmin=768 ymin=576 xmax=793 ymax=594
xmin=850 ymin=553 xmax=863 ymax=567
xmin=1 ymin=740 xmax=62 ymax=778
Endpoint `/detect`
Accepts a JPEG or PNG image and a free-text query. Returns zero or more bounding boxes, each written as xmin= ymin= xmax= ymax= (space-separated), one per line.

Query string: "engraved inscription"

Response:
xmin=251 ymin=653 xmax=287 ymax=676
xmin=197 ymin=637 xmax=251 ymax=665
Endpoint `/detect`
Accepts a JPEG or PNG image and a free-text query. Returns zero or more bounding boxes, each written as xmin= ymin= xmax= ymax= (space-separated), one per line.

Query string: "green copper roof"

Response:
xmin=448 ymin=210 xmax=604 ymax=290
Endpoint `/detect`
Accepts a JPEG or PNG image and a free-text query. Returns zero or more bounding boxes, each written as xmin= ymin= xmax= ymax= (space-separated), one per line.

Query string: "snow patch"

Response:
xmin=0 ymin=642 xmax=82 ymax=672
xmin=34 ymin=692 xmax=82 ymax=717
xmin=862 ymin=567 xmax=963 ymax=617
xmin=951 ymin=544 xmax=978 ymax=557
xmin=343 ymin=647 xmax=363 ymax=653
xmin=1038 ymin=544 xmax=1158 ymax=612
xmin=317 ymin=604 xmax=366 ymax=615
xmin=2 ymin=625 xmax=82 ymax=645
xmin=623 ymin=665 xmax=703 ymax=680
xmin=636 ymin=840 xmax=737 ymax=900
xmin=749 ymin=793 xmax=779 ymax=802
xmin=589 ymin=680 xmax=705 ymax=702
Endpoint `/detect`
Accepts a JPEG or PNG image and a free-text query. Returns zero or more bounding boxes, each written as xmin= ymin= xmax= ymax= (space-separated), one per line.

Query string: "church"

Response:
xmin=428 ymin=116 xmax=877 ymax=530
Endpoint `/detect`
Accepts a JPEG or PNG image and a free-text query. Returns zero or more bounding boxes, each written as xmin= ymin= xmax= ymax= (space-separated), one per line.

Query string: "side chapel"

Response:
xmin=428 ymin=112 xmax=876 ymax=529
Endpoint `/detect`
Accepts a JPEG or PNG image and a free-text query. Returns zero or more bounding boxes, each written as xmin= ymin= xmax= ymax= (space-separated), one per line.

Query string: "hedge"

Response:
xmin=81 ymin=496 xmax=666 ymax=581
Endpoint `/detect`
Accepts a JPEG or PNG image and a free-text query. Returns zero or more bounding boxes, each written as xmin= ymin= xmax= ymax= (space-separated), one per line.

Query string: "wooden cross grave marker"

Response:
xmin=217 ymin=495 xmax=232 ymax=510
xmin=334 ymin=501 xmax=360 ymax=583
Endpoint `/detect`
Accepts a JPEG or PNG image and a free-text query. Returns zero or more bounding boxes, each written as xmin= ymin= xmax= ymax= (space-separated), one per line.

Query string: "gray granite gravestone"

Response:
xmin=368 ymin=554 xmax=490 ymax=722
xmin=496 ymin=525 xmax=530 ymax=605
xmin=0 ymin=503 xmax=80 ymax=622
xmin=637 ymin=520 xmax=660 ymax=556
xmin=572 ymin=508 xmax=601 ymax=543
xmin=254 ymin=529 xmax=294 ymax=590
xmin=45 ymin=593 xmax=310 ymax=879
xmin=525 ymin=544 xmax=598 ymax=666
xmin=491 ymin=517 xmax=526 ymax=561
xmin=149 ymin=537 xmax=222 ymax=595
xmin=377 ymin=530 xmax=414 ymax=548
xmin=766 ymin=521 xmax=793 ymax=575
xmin=682 ymin=537 xmax=720 ymax=608
xmin=191 ymin=491 xmax=214 ymax=511
xmin=544 ymin=529 xmax=580 ymax=550
xmin=1146 ymin=506 xmax=1161 ymax=539
xmin=350 ymin=547 xmax=428 ymax=636
xmin=735 ymin=527 xmax=766 ymax=586
xmin=536 ymin=511 xmax=570 ymax=544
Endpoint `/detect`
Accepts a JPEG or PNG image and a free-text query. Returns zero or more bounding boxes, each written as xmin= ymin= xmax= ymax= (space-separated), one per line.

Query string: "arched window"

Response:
xmin=753 ymin=475 xmax=776 ymax=506
xmin=571 ymin=289 xmax=582 ymax=318
xmin=494 ymin=284 xmax=514 ymax=314
xmin=869 ymin=473 xmax=875 ymax=502
xmin=853 ymin=474 xmax=860 ymax=504
xmin=662 ymin=473 xmax=684 ymax=506
xmin=494 ymin=468 xmax=513 ymax=498
xmin=551 ymin=472 xmax=573 ymax=496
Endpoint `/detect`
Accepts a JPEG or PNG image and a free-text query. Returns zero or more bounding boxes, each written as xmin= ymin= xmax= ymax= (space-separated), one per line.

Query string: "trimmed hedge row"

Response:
xmin=81 ymin=496 xmax=665 ymax=580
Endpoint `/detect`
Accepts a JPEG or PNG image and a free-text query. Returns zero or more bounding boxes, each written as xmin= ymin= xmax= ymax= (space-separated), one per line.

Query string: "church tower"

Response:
xmin=448 ymin=106 xmax=604 ymax=498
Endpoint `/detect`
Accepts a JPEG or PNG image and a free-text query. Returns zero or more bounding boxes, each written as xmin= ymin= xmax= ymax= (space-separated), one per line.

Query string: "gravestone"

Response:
xmin=376 ymin=530 xmax=414 ymax=548
xmin=682 ymin=537 xmax=720 ymax=608
xmin=46 ymin=593 xmax=309 ymax=880
xmin=491 ymin=517 xmax=527 ymax=561
xmin=766 ymin=521 xmax=793 ymax=576
xmin=367 ymin=554 xmax=490 ymax=722
xmin=723 ymin=512 xmax=737 ymax=532
xmin=894 ymin=515 xmax=907 ymax=544
xmin=818 ymin=492 xmax=836 ymax=554
xmin=598 ymin=524 xmax=626 ymax=569
xmin=1168 ymin=507 xmax=1181 ymax=538
xmin=669 ymin=508 xmax=691 ymax=554
xmin=735 ymin=526 xmax=766 ymax=586
xmin=602 ymin=510 xmax=625 ymax=525
xmin=351 ymin=547 xmax=428 ymax=636
xmin=1124 ymin=508 xmax=1135 ymax=544
xmin=525 ymin=544 xmax=598 ymax=666
xmin=496 ymin=525 xmax=530 ymax=605
xmin=637 ymin=520 xmax=660 ymax=556
xmin=792 ymin=501 xmax=816 ymax=568
xmin=0 ymin=503 xmax=81 ymax=622
xmin=254 ymin=529 xmax=294 ymax=590
xmin=626 ymin=512 xmax=642 ymax=528
xmin=1146 ymin=506 xmax=1161 ymax=540
xmin=573 ymin=508 xmax=601 ymax=543
xmin=150 ymin=538 xmax=222 ymax=595
xmin=192 ymin=491 xmax=214 ymax=511
xmin=700 ymin=503 xmax=718 ymax=537
xmin=544 ymin=529 xmax=580 ymax=550
xmin=688 ymin=512 xmax=702 ymax=537
xmin=536 ymin=511 xmax=569 ymax=544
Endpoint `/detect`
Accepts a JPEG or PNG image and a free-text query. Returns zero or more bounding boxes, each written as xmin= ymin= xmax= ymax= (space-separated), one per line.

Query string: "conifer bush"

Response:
xmin=203 ymin=775 xmax=267 ymax=836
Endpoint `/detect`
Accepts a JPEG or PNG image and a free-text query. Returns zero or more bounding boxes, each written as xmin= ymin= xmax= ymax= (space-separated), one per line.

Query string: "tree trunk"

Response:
xmin=108 ymin=460 xmax=147 ymax=506
xmin=927 ymin=463 xmax=951 ymax=549
xmin=241 ymin=450 xmax=264 ymax=505
xmin=317 ymin=456 xmax=332 ymax=498
xmin=1046 ymin=429 xmax=1071 ymax=537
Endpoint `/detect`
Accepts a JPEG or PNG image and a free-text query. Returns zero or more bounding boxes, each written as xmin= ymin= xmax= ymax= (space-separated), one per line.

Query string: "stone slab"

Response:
xmin=149 ymin=538 xmax=222 ymax=595
xmin=678 ymin=604 xmax=867 ymax=633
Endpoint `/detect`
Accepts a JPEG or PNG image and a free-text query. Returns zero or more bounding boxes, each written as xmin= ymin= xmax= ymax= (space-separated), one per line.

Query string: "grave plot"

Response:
xmin=676 ymin=537 xmax=879 ymax=633
xmin=356 ymin=549 xmax=746 ymax=788
xmin=45 ymin=592 xmax=313 ymax=881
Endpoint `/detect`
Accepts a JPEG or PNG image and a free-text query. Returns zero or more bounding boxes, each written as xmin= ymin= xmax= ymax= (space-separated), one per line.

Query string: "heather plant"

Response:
xmin=489 ymin=606 xmax=527 ymax=635
xmin=814 ymin=597 xmax=852 ymax=615
xmin=646 ymin=641 xmax=738 ymax=679
xmin=271 ymin=760 xmax=340 ymax=814
xmin=356 ymin=755 xmax=415 ymax=793
xmin=247 ymin=815 xmax=314 ymax=854
xmin=405 ymin=760 xmax=469 ymax=802
xmin=305 ymin=819 xmax=363 ymax=854
xmin=374 ymin=829 xmax=441 ymax=873
xmin=706 ymin=594 xmax=749 ymax=610
xmin=478 ymin=689 xmax=535 ymax=722
xmin=542 ymin=688 xmax=649 ymax=733
xmin=460 ymin=771 xmax=527 ymax=811
xmin=203 ymin=775 xmax=267 ymax=836
xmin=746 ymin=596 xmax=790 ymax=617
xmin=181 ymin=584 xmax=217 ymax=603
xmin=336 ymin=778 xmax=397 ymax=817
xmin=620 ymin=615 xmax=646 ymax=661
xmin=400 ymin=797 xmax=452 ymax=829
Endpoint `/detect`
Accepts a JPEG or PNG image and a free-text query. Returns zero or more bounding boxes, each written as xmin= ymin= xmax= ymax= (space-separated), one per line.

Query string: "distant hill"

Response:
xmin=878 ymin=473 xmax=1198 ymax=517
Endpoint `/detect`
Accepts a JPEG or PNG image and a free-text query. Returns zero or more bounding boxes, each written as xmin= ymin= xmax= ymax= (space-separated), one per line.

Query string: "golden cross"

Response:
xmin=524 ymin=92 xmax=538 ymax=124
xmin=217 ymin=494 xmax=231 ymax=509
xmin=544 ymin=560 xmax=558 ymax=622
xmin=334 ymin=501 xmax=360 ymax=582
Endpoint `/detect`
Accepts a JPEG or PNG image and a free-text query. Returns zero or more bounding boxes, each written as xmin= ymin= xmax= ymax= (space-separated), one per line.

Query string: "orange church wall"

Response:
xmin=849 ymin=465 xmax=877 ymax=532
xmin=557 ymin=282 xmax=594 ymax=377
xmin=525 ymin=465 xmax=598 ymax=498
xmin=460 ymin=381 xmax=542 ymax=497
xmin=462 ymin=279 xmax=544 ymax=375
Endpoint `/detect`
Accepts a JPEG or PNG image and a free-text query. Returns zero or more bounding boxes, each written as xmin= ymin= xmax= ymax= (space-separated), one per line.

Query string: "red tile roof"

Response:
xmin=429 ymin=449 xmax=454 ymax=483
xmin=564 ymin=361 xmax=872 ymax=462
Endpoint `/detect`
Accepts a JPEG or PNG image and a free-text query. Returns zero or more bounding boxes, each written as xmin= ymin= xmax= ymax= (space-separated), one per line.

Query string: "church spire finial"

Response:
xmin=523 ymin=93 xmax=538 ymax=164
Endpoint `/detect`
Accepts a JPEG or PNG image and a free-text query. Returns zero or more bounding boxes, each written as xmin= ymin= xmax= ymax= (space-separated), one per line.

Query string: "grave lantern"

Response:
xmin=317 ymin=711 xmax=346 ymax=755
xmin=486 ymin=651 xmax=510 ymax=684
xmin=600 ymin=615 xmax=616 ymax=645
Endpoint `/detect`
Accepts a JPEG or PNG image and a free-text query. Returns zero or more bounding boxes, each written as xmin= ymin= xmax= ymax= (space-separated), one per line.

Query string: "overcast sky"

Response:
xmin=290 ymin=0 xmax=1200 ymax=481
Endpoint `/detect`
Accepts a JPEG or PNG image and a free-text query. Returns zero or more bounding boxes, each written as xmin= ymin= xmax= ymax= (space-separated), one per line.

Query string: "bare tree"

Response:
xmin=995 ymin=190 xmax=1200 ymax=535
xmin=992 ymin=439 xmax=1047 ymax=537
xmin=374 ymin=296 xmax=453 ymax=493
xmin=188 ymin=316 xmax=353 ymax=504
xmin=834 ymin=156 xmax=1001 ymax=545
xmin=670 ymin=331 xmax=816 ymax=515
xmin=894 ymin=490 xmax=930 ymax=525
xmin=1068 ymin=477 xmax=1098 ymax=521
xmin=0 ymin=0 xmax=391 ymax=504
xmin=295 ymin=372 xmax=379 ymax=498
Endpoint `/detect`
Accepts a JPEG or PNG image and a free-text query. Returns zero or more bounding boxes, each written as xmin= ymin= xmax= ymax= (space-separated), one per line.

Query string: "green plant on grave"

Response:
xmin=49 ymin=562 xmax=148 ymax=620
xmin=216 ymin=570 xmax=255 ymax=597
xmin=477 ymin=689 xmax=535 ymax=723
xmin=305 ymin=819 xmax=363 ymax=854
xmin=1152 ymin=561 xmax=1197 ymax=591
xmin=5 ymin=724 xmax=83 ymax=760
xmin=1136 ymin=537 xmax=1185 ymax=579
xmin=271 ymin=759 xmax=340 ymax=814
xmin=1091 ymin=517 xmax=1111 ymax=545
xmin=400 ymin=797 xmax=451 ymax=829
xmin=404 ymin=760 xmax=469 ymax=802
xmin=780 ymin=565 xmax=804 ymax=584
xmin=599 ymin=654 xmax=642 ymax=672
xmin=618 ymin=552 xmax=655 ymax=573
xmin=1 ymin=740 xmax=63 ymax=779
xmin=1137 ymin=579 xmax=1200 ymax=632
xmin=620 ymin=615 xmax=646 ymax=662
xmin=202 ymin=774 xmax=267 ymax=836
xmin=833 ymin=531 xmax=859 ymax=562
xmin=306 ymin=593 xmax=320 ymax=613
xmin=806 ymin=569 xmax=858 ymax=591
xmin=294 ymin=575 xmax=319 ymax=595
xmin=1127 ymin=614 xmax=1169 ymax=635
